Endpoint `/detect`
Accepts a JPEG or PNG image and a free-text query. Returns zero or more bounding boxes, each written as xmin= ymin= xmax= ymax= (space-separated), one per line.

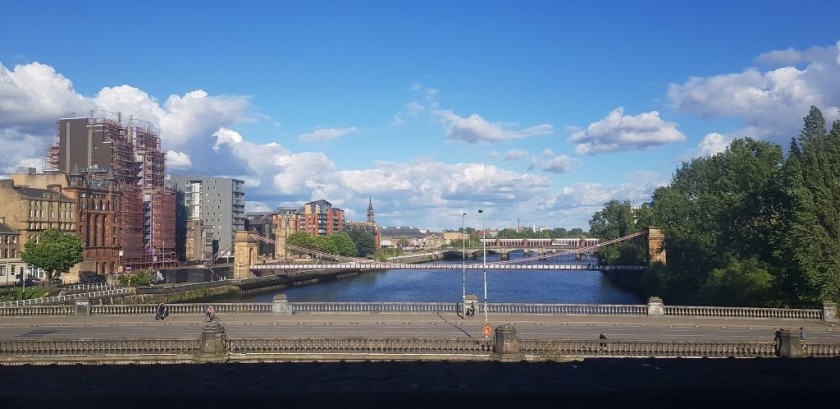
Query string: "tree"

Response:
xmin=21 ymin=229 xmax=83 ymax=280
xmin=647 ymin=137 xmax=783 ymax=304
xmin=330 ymin=232 xmax=358 ymax=257
xmin=345 ymin=227 xmax=376 ymax=257
xmin=775 ymin=106 xmax=840 ymax=305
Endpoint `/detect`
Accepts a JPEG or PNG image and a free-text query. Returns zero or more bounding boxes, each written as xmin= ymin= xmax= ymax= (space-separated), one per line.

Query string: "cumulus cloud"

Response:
xmin=436 ymin=110 xmax=553 ymax=143
xmin=0 ymin=62 xmax=94 ymax=126
xmin=165 ymin=151 xmax=192 ymax=169
xmin=298 ymin=127 xmax=359 ymax=142
xmin=502 ymin=149 xmax=529 ymax=161
xmin=568 ymin=107 xmax=686 ymax=155
xmin=531 ymin=154 xmax=577 ymax=174
xmin=696 ymin=132 xmax=732 ymax=157
xmin=668 ymin=40 xmax=840 ymax=144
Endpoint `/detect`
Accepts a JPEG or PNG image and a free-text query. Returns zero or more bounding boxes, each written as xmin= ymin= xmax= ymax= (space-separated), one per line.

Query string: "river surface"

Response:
xmin=223 ymin=252 xmax=641 ymax=304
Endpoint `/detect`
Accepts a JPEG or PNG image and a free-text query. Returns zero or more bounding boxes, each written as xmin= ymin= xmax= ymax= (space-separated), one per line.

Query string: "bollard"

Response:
xmin=647 ymin=296 xmax=664 ymax=316
xmin=492 ymin=324 xmax=524 ymax=362
xmin=74 ymin=299 xmax=90 ymax=316
xmin=272 ymin=294 xmax=292 ymax=315
xmin=823 ymin=301 xmax=838 ymax=322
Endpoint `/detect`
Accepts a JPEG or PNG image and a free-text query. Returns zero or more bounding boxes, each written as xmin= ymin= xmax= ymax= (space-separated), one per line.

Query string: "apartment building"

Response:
xmin=170 ymin=175 xmax=245 ymax=261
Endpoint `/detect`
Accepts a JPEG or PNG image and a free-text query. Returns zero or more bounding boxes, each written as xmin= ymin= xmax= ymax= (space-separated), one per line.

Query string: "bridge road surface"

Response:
xmin=1 ymin=313 xmax=838 ymax=342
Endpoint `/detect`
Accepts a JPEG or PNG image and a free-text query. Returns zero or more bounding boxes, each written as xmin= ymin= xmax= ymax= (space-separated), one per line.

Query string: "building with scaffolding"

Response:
xmin=46 ymin=112 xmax=177 ymax=272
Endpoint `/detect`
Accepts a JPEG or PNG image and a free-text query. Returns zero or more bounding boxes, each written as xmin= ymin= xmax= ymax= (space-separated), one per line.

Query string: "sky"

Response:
xmin=2 ymin=1 xmax=840 ymax=232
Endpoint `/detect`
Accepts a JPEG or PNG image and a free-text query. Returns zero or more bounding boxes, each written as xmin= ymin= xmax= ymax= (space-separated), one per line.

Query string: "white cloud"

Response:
xmin=0 ymin=62 xmax=94 ymax=126
xmin=436 ymin=110 xmax=553 ymax=143
xmin=502 ymin=149 xmax=529 ymax=161
xmin=298 ymin=127 xmax=359 ymax=142
xmin=568 ymin=107 xmax=686 ymax=155
xmin=165 ymin=151 xmax=192 ymax=169
xmin=696 ymin=133 xmax=732 ymax=157
xmin=531 ymin=154 xmax=577 ymax=174
xmin=668 ymin=41 xmax=840 ymax=144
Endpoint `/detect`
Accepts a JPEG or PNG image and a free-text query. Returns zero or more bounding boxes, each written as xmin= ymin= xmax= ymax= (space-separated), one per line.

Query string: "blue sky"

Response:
xmin=2 ymin=1 xmax=840 ymax=232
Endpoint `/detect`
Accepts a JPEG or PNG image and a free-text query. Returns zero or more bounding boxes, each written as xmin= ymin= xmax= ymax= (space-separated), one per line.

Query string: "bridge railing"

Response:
xmin=664 ymin=305 xmax=822 ymax=320
xmin=4 ymin=337 xmax=838 ymax=361
xmin=0 ymin=301 xmax=828 ymax=320
xmin=520 ymin=339 xmax=777 ymax=358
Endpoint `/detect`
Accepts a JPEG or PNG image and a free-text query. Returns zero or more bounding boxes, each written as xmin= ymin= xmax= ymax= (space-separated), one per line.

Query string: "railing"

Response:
xmin=0 ymin=339 xmax=200 ymax=355
xmin=135 ymin=280 xmax=231 ymax=295
xmin=0 ymin=301 xmax=826 ymax=319
xmin=0 ymin=287 xmax=132 ymax=308
xmin=226 ymin=338 xmax=494 ymax=355
xmin=665 ymin=305 xmax=822 ymax=320
xmin=520 ymin=339 xmax=777 ymax=358
xmin=6 ymin=337 xmax=837 ymax=360
xmin=0 ymin=305 xmax=76 ymax=316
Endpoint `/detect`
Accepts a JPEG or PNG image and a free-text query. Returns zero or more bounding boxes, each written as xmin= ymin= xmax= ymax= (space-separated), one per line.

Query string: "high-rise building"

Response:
xmin=170 ymin=175 xmax=245 ymax=261
xmin=46 ymin=112 xmax=176 ymax=271
xmin=300 ymin=199 xmax=344 ymax=236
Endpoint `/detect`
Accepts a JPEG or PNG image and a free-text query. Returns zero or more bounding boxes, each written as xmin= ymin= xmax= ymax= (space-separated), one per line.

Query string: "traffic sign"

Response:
xmin=482 ymin=323 xmax=492 ymax=337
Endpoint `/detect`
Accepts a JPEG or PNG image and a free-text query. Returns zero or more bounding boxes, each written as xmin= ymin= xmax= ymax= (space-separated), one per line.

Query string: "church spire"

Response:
xmin=367 ymin=197 xmax=375 ymax=223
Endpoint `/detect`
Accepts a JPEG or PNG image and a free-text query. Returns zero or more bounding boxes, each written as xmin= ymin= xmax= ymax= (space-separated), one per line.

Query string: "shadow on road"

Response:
xmin=435 ymin=312 xmax=475 ymax=339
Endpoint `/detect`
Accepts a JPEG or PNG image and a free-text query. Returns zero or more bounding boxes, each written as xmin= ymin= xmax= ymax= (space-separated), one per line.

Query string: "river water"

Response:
xmin=223 ymin=252 xmax=641 ymax=304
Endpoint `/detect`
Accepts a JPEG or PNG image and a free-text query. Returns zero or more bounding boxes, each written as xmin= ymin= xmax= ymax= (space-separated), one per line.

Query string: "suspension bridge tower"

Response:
xmin=233 ymin=230 xmax=259 ymax=279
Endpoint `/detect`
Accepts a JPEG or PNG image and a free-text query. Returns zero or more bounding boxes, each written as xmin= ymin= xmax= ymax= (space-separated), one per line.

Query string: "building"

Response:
xmin=343 ymin=198 xmax=381 ymax=251
xmin=244 ymin=211 xmax=275 ymax=259
xmin=271 ymin=207 xmax=301 ymax=260
xmin=46 ymin=113 xmax=176 ymax=271
xmin=0 ymin=222 xmax=22 ymax=286
xmin=0 ymin=179 xmax=76 ymax=280
xmin=300 ymin=199 xmax=344 ymax=236
xmin=11 ymin=167 xmax=122 ymax=276
xmin=170 ymin=175 xmax=245 ymax=262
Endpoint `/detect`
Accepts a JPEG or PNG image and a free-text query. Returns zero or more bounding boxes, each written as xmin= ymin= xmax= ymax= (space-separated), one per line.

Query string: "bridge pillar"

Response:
xmin=272 ymin=294 xmax=292 ymax=315
xmin=492 ymin=324 xmax=524 ymax=362
xmin=648 ymin=227 xmax=666 ymax=266
xmin=233 ymin=230 xmax=259 ymax=280
xmin=774 ymin=329 xmax=803 ymax=358
xmin=74 ymin=299 xmax=90 ymax=316
xmin=647 ymin=296 xmax=665 ymax=316
xmin=824 ymin=301 xmax=838 ymax=322
xmin=198 ymin=323 xmax=227 ymax=361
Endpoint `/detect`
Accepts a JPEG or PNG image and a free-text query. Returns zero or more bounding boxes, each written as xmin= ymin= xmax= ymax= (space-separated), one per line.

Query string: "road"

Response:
xmin=1 ymin=312 xmax=838 ymax=342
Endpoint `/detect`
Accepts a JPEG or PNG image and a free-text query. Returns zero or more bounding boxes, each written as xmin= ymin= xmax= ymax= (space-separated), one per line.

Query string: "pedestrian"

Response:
xmin=800 ymin=327 xmax=805 ymax=342
xmin=156 ymin=303 xmax=167 ymax=320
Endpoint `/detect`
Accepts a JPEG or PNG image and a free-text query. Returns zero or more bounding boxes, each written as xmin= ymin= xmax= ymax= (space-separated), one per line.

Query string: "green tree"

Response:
xmin=21 ymin=229 xmax=83 ymax=280
xmin=589 ymin=200 xmax=646 ymax=266
xmin=650 ymin=138 xmax=783 ymax=304
xmin=775 ymin=106 xmax=840 ymax=305
xmin=699 ymin=258 xmax=775 ymax=307
xmin=345 ymin=227 xmax=376 ymax=257
xmin=330 ymin=232 xmax=358 ymax=257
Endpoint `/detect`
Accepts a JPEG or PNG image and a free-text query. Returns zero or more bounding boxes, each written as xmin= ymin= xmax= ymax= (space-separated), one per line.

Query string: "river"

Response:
xmin=222 ymin=252 xmax=641 ymax=304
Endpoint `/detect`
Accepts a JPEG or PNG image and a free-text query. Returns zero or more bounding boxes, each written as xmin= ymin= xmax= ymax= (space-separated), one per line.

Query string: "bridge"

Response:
xmin=237 ymin=230 xmax=655 ymax=275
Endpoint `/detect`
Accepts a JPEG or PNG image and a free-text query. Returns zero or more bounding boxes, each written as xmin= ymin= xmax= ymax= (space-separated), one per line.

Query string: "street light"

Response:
xmin=461 ymin=212 xmax=466 ymax=307
xmin=478 ymin=209 xmax=488 ymax=324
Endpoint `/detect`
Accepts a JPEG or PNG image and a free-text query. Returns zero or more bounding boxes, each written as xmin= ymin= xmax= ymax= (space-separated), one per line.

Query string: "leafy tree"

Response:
xmin=330 ymin=232 xmax=358 ymax=257
xmin=699 ymin=258 xmax=775 ymax=307
xmin=21 ymin=228 xmax=83 ymax=280
xmin=647 ymin=137 xmax=783 ymax=304
xmin=345 ymin=227 xmax=376 ymax=257
xmin=589 ymin=200 xmax=646 ymax=266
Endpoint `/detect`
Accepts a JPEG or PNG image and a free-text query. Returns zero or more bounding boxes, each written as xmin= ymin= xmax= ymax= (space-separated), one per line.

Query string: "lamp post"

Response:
xmin=461 ymin=212 xmax=466 ymax=306
xmin=478 ymin=209 xmax=487 ymax=325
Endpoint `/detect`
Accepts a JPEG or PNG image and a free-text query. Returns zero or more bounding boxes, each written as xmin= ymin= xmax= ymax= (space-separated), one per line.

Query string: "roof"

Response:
xmin=0 ymin=222 xmax=18 ymax=235
xmin=14 ymin=186 xmax=73 ymax=202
